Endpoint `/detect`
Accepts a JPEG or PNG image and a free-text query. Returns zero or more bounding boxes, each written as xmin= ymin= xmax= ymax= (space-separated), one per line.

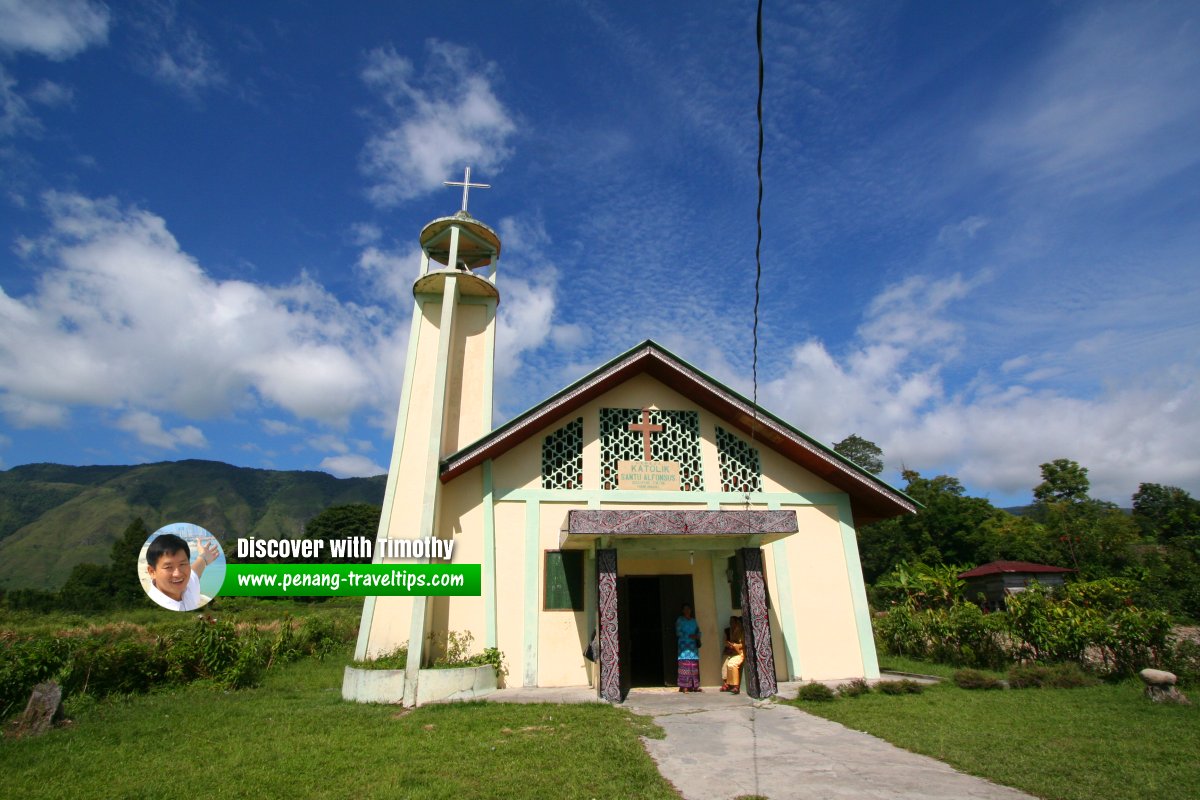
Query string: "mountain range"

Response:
xmin=0 ymin=460 xmax=385 ymax=590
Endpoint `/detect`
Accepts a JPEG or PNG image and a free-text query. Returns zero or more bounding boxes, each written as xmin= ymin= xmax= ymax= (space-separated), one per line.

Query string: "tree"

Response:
xmin=1033 ymin=459 xmax=1090 ymax=504
xmin=1030 ymin=461 xmax=1137 ymax=576
xmin=58 ymin=562 xmax=114 ymax=611
xmin=977 ymin=513 xmax=1061 ymax=565
xmin=858 ymin=469 xmax=1004 ymax=582
xmin=1132 ymin=483 xmax=1200 ymax=544
xmin=303 ymin=503 xmax=381 ymax=564
xmin=832 ymin=434 xmax=884 ymax=475
xmin=108 ymin=517 xmax=152 ymax=606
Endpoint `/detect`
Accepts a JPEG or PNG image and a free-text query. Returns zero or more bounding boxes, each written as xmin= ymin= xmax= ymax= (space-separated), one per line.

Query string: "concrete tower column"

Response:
xmin=351 ymin=188 xmax=501 ymax=707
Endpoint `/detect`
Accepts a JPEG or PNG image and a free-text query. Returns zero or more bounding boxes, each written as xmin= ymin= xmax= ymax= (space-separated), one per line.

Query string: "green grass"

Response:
xmin=0 ymin=596 xmax=365 ymax=637
xmin=0 ymin=650 xmax=678 ymax=799
xmin=878 ymin=654 xmax=1004 ymax=680
xmin=789 ymin=679 xmax=1200 ymax=800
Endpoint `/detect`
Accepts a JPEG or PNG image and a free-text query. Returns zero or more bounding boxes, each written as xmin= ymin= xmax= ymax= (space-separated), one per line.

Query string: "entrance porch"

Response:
xmin=566 ymin=509 xmax=797 ymax=702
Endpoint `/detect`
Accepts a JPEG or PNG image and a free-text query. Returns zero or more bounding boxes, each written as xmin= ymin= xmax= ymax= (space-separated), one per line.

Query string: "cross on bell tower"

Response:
xmin=443 ymin=166 xmax=490 ymax=214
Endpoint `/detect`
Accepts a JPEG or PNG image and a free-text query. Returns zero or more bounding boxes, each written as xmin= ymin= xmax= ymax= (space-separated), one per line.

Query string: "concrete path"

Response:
xmin=620 ymin=687 xmax=1034 ymax=800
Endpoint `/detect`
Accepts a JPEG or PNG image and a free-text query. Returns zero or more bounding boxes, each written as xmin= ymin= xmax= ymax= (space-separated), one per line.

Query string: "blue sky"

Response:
xmin=0 ymin=1 xmax=1197 ymax=507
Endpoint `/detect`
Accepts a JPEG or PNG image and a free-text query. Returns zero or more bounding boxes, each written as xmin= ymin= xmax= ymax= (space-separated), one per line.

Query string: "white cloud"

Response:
xmin=261 ymin=418 xmax=300 ymax=436
xmin=978 ymin=3 xmax=1200 ymax=198
xmin=151 ymin=26 xmax=225 ymax=98
xmin=129 ymin=4 xmax=225 ymax=100
xmin=0 ymin=65 xmax=36 ymax=137
xmin=319 ymin=453 xmax=385 ymax=478
xmin=116 ymin=410 xmax=207 ymax=450
xmin=306 ymin=433 xmax=348 ymax=454
xmin=349 ymin=222 xmax=381 ymax=246
xmin=360 ymin=41 xmax=516 ymax=206
xmin=0 ymin=192 xmax=410 ymax=436
xmin=936 ymin=215 xmax=988 ymax=246
xmin=357 ymin=243 xmax=420 ymax=307
xmin=0 ymin=0 xmax=110 ymax=60
xmin=492 ymin=217 xmax=570 ymax=386
xmin=27 ymin=79 xmax=72 ymax=107
xmin=756 ymin=272 xmax=1200 ymax=505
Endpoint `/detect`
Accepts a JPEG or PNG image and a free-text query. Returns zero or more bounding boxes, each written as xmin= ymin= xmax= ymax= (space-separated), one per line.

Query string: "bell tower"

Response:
xmin=353 ymin=168 xmax=500 ymax=705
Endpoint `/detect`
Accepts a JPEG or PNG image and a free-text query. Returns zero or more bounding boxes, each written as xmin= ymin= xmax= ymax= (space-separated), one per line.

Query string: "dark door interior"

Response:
xmin=624 ymin=575 xmax=694 ymax=687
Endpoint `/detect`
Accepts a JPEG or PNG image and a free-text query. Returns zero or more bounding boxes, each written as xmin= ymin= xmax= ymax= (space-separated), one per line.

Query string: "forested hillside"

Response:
xmin=0 ymin=460 xmax=385 ymax=589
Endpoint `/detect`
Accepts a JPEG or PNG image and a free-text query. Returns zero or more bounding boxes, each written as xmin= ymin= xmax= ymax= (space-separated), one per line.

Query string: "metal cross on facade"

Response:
xmin=628 ymin=408 xmax=664 ymax=461
xmin=443 ymin=166 xmax=490 ymax=213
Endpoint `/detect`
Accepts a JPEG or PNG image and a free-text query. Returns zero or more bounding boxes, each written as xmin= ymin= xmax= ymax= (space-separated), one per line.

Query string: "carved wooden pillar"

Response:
xmin=597 ymin=548 xmax=621 ymax=702
xmin=738 ymin=547 xmax=777 ymax=699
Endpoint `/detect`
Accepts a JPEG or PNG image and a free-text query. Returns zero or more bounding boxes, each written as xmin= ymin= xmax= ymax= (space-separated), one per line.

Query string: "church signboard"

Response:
xmin=617 ymin=460 xmax=681 ymax=491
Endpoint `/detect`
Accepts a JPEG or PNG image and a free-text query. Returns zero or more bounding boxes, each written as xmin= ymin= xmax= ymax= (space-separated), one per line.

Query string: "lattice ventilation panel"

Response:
xmin=542 ymin=418 xmax=584 ymax=490
xmin=600 ymin=408 xmax=704 ymax=491
xmin=716 ymin=426 xmax=762 ymax=492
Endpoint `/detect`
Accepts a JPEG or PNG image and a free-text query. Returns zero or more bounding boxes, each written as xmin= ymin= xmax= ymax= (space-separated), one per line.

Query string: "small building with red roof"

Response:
xmin=958 ymin=560 xmax=1076 ymax=610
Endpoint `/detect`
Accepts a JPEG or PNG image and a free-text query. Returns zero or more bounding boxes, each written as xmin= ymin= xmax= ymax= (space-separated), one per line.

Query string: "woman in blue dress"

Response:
xmin=675 ymin=603 xmax=702 ymax=692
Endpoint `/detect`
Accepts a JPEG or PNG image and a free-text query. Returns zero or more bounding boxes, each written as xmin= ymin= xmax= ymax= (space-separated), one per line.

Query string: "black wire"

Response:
xmin=753 ymin=5 xmax=764 ymax=433
xmin=747 ymin=0 xmax=763 ymax=507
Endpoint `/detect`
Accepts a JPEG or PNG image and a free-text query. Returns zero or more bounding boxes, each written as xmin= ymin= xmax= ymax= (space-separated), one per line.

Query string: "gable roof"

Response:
xmin=440 ymin=340 xmax=919 ymax=524
xmin=958 ymin=560 xmax=1076 ymax=579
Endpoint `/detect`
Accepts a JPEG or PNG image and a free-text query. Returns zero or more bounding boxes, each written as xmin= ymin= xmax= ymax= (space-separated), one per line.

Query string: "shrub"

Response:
xmin=875 ymin=604 xmax=927 ymax=659
xmin=222 ymin=635 xmax=266 ymax=690
xmin=1007 ymin=663 xmax=1098 ymax=689
xmin=953 ymin=668 xmax=1003 ymax=690
xmin=877 ymin=679 xmax=925 ymax=695
xmin=58 ymin=637 xmax=167 ymax=697
xmin=431 ymin=631 xmax=506 ymax=678
xmin=795 ymin=682 xmax=836 ymax=702
xmin=1165 ymin=639 xmax=1200 ymax=687
xmin=1102 ymin=607 xmax=1173 ymax=676
xmin=0 ymin=635 xmax=71 ymax=718
xmin=354 ymin=644 xmax=408 ymax=670
xmin=837 ymin=678 xmax=872 ymax=698
xmin=875 ymin=602 xmax=1008 ymax=669
xmin=1005 ymin=584 xmax=1103 ymax=664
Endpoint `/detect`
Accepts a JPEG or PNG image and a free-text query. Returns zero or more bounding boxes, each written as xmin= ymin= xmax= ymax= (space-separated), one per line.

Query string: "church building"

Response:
xmin=348 ymin=175 xmax=917 ymax=705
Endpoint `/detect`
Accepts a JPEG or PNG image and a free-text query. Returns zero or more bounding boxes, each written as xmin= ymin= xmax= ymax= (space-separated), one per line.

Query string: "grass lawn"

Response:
xmin=0 ymin=596 xmax=366 ymax=637
xmin=879 ymin=655 xmax=1005 ymax=680
xmin=0 ymin=651 xmax=678 ymax=800
xmin=791 ymin=676 xmax=1199 ymax=800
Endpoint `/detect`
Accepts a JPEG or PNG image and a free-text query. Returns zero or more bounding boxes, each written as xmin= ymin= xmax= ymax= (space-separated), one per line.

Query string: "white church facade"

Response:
xmin=348 ymin=183 xmax=916 ymax=705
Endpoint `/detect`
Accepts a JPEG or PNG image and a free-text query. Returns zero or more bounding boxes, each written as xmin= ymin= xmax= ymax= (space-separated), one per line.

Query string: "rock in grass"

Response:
xmin=1139 ymin=668 xmax=1177 ymax=687
xmin=1140 ymin=669 xmax=1189 ymax=704
xmin=15 ymin=682 xmax=64 ymax=737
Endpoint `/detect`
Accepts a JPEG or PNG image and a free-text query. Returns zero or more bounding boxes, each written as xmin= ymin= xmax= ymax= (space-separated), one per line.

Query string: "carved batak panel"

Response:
xmin=542 ymin=417 xmax=584 ymax=490
xmin=599 ymin=408 xmax=703 ymax=491
xmin=716 ymin=426 xmax=762 ymax=493
xmin=568 ymin=509 xmax=797 ymax=536
xmin=597 ymin=549 xmax=621 ymax=703
xmin=738 ymin=547 xmax=777 ymax=699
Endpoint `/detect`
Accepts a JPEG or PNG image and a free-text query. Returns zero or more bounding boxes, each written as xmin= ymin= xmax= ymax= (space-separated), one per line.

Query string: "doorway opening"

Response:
xmin=621 ymin=574 xmax=695 ymax=688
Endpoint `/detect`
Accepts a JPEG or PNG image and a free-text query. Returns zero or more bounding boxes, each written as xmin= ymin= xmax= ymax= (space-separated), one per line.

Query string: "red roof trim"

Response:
xmin=958 ymin=560 xmax=1076 ymax=579
xmin=438 ymin=340 xmax=918 ymax=524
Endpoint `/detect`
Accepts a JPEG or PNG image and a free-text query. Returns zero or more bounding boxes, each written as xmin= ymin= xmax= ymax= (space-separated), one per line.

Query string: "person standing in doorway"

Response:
xmin=675 ymin=603 xmax=702 ymax=692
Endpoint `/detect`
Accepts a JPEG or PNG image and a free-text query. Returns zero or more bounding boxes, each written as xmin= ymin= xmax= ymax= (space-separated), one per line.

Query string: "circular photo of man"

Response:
xmin=139 ymin=523 xmax=226 ymax=611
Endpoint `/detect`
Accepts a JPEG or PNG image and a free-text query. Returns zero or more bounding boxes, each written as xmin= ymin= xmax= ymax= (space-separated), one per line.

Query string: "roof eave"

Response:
xmin=439 ymin=340 xmax=919 ymax=522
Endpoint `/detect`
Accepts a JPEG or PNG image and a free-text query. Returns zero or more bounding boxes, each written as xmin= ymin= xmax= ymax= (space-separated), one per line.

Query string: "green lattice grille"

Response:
xmin=542 ymin=418 xmax=584 ymax=489
xmin=716 ymin=426 xmax=762 ymax=492
xmin=600 ymin=408 xmax=703 ymax=491
xmin=542 ymin=417 xmax=583 ymax=491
